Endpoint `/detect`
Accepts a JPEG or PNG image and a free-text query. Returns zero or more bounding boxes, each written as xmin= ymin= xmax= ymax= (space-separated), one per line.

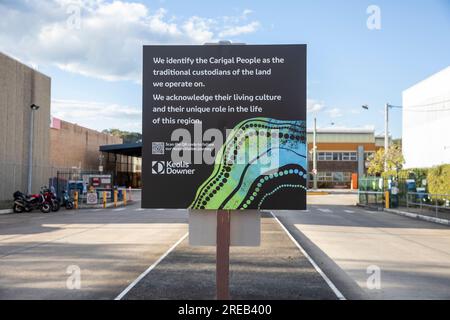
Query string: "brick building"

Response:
xmin=307 ymin=129 xmax=386 ymax=188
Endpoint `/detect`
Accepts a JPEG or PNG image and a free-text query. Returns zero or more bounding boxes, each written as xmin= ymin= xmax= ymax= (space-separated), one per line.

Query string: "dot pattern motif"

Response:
xmin=190 ymin=118 xmax=307 ymax=210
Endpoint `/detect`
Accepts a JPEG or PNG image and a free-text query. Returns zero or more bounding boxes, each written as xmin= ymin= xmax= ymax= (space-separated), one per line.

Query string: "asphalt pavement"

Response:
xmin=1 ymin=193 xmax=449 ymax=300
xmin=276 ymin=194 xmax=450 ymax=299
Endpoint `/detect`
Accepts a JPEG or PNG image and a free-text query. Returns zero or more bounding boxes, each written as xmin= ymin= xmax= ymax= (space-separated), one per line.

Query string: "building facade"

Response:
xmin=307 ymin=129 xmax=385 ymax=188
xmin=0 ymin=52 xmax=51 ymax=202
xmin=402 ymin=66 xmax=450 ymax=168
xmin=50 ymin=117 xmax=122 ymax=170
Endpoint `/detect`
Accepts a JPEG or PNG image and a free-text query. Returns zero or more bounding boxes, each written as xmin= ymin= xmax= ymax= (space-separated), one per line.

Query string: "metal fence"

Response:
xmin=0 ymin=161 xmax=97 ymax=209
xmin=72 ymin=188 xmax=140 ymax=207
xmin=406 ymin=192 xmax=450 ymax=220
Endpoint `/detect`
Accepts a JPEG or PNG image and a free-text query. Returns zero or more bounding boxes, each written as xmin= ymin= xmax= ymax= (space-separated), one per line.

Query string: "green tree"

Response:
xmin=427 ymin=165 xmax=450 ymax=195
xmin=367 ymin=144 xmax=405 ymax=177
xmin=102 ymin=129 xmax=142 ymax=144
xmin=367 ymin=149 xmax=385 ymax=176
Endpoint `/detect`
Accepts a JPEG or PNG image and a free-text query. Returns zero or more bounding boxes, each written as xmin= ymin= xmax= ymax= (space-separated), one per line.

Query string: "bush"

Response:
xmin=427 ymin=164 xmax=450 ymax=195
xmin=382 ymin=168 xmax=428 ymax=183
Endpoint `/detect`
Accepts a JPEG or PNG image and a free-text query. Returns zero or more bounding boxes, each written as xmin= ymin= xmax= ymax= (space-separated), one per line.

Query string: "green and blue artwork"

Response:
xmin=190 ymin=118 xmax=307 ymax=210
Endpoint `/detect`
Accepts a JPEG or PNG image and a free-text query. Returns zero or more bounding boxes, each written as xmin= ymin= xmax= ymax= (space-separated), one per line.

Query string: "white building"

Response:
xmin=402 ymin=66 xmax=450 ymax=168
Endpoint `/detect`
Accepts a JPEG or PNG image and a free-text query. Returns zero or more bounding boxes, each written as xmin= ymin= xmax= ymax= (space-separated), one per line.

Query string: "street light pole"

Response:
xmin=384 ymin=103 xmax=389 ymax=172
xmin=27 ymin=104 xmax=40 ymax=195
xmin=362 ymin=103 xmax=402 ymax=173
xmin=313 ymin=117 xmax=318 ymax=190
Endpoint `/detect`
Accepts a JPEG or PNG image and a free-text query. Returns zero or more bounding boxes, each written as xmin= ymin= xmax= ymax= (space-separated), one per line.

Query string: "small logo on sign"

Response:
xmin=152 ymin=161 xmax=165 ymax=174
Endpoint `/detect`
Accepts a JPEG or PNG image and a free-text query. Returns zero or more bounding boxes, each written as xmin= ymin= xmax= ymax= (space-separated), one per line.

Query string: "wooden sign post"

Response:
xmin=216 ymin=210 xmax=231 ymax=300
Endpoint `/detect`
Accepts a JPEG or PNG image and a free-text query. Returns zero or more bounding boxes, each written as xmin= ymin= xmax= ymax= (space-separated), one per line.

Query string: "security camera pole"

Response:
xmin=27 ymin=104 xmax=40 ymax=194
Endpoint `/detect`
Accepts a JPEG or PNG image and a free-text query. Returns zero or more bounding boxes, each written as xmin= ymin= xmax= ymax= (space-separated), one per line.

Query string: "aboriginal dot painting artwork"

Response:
xmin=190 ymin=118 xmax=307 ymax=210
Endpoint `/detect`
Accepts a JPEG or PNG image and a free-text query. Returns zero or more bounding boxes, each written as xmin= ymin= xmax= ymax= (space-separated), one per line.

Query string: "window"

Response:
xmin=342 ymin=152 xmax=357 ymax=161
xmin=318 ymin=172 xmax=333 ymax=181
xmin=343 ymin=172 xmax=352 ymax=181
xmin=364 ymin=152 xmax=375 ymax=161
xmin=318 ymin=152 xmax=333 ymax=161
xmin=317 ymin=152 xmax=358 ymax=161
xmin=317 ymin=172 xmax=352 ymax=182
xmin=318 ymin=152 xmax=325 ymax=161
xmin=333 ymin=172 xmax=344 ymax=182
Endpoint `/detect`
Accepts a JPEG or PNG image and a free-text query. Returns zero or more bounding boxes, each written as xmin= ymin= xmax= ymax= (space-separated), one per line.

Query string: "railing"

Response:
xmin=406 ymin=192 xmax=450 ymax=219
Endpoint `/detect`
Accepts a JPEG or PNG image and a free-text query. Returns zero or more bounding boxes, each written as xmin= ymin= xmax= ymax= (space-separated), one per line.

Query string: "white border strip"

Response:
xmin=114 ymin=232 xmax=188 ymax=300
xmin=270 ymin=211 xmax=346 ymax=300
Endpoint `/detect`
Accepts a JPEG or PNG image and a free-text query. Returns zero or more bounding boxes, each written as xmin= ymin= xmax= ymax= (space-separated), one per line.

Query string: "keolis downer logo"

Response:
xmin=152 ymin=161 xmax=195 ymax=175
xmin=152 ymin=161 xmax=165 ymax=174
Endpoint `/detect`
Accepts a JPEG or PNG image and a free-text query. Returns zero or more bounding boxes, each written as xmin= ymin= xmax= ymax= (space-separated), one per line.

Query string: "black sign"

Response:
xmin=142 ymin=45 xmax=307 ymax=210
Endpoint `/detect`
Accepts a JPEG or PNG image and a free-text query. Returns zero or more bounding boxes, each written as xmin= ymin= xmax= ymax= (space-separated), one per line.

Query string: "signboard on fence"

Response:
xmin=142 ymin=44 xmax=307 ymax=210
xmin=86 ymin=192 xmax=98 ymax=205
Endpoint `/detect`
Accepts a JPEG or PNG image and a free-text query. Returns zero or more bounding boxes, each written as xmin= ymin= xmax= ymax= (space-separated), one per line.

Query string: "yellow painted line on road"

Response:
xmin=308 ymin=192 xmax=329 ymax=196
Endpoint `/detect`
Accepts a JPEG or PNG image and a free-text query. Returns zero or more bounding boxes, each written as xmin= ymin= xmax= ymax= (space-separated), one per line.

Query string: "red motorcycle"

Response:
xmin=41 ymin=186 xmax=60 ymax=212
xmin=13 ymin=190 xmax=51 ymax=213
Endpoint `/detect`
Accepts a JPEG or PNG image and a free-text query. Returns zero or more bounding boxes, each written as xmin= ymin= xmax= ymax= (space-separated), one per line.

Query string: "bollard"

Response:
xmin=74 ymin=191 xmax=79 ymax=210
xmin=123 ymin=189 xmax=127 ymax=206
xmin=114 ymin=190 xmax=118 ymax=208
xmin=385 ymin=191 xmax=390 ymax=209
xmin=103 ymin=192 xmax=107 ymax=208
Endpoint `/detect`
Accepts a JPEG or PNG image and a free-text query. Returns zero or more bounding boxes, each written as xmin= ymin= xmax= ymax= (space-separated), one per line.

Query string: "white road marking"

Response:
xmin=344 ymin=210 xmax=355 ymax=213
xmin=91 ymin=209 xmax=103 ymax=212
xmin=317 ymin=208 xmax=332 ymax=213
xmin=115 ymin=232 xmax=188 ymax=300
xmin=135 ymin=208 xmax=146 ymax=211
xmin=113 ymin=208 xmax=126 ymax=212
xmin=270 ymin=211 xmax=346 ymax=300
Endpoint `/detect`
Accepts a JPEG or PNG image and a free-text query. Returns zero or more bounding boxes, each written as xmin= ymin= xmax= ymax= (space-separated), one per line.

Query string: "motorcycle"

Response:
xmin=13 ymin=190 xmax=51 ymax=213
xmin=41 ymin=186 xmax=60 ymax=212
xmin=61 ymin=190 xmax=74 ymax=210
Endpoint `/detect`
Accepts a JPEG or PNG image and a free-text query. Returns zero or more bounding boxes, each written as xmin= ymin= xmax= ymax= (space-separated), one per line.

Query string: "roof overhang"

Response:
xmin=100 ymin=142 xmax=142 ymax=157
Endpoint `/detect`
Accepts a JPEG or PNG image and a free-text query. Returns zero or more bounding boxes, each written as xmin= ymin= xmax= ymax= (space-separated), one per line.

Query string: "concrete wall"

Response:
xmin=50 ymin=119 xmax=122 ymax=170
xmin=0 ymin=52 xmax=51 ymax=201
xmin=403 ymin=66 xmax=450 ymax=168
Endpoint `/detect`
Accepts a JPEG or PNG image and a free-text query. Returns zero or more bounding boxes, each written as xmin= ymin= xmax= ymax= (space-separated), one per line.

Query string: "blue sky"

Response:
xmin=1 ymin=0 xmax=449 ymax=137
